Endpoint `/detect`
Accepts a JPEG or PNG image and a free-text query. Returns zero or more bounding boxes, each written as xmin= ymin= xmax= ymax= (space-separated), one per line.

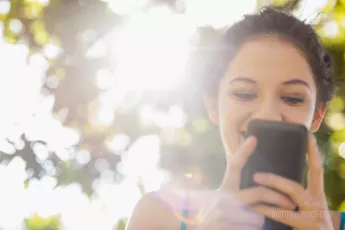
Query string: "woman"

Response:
xmin=126 ymin=7 xmax=344 ymax=230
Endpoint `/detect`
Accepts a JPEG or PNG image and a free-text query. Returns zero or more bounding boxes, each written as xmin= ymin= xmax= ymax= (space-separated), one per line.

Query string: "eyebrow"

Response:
xmin=229 ymin=77 xmax=256 ymax=85
xmin=229 ymin=77 xmax=310 ymax=89
xmin=282 ymin=79 xmax=310 ymax=89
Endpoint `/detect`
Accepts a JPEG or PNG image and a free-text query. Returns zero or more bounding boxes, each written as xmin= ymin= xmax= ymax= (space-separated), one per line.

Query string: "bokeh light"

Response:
xmin=327 ymin=112 xmax=345 ymax=130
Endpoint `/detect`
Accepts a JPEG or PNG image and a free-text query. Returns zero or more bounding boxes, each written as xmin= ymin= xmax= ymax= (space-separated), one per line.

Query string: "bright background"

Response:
xmin=0 ymin=0 xmax=345 ymax=229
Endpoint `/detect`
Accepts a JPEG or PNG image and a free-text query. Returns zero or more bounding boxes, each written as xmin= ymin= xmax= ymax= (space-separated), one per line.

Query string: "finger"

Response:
xmin=221 ymin=227 xmax=262 ymax=230
xmin=237 ymin=186 xmax=296 ymax=210
xmin=253 ymin=172 xmax=306 ymax=205
xmin=221 ymin=136 xmax=257 ymax=191
xmin=200 ymin=207 xmax=263 ymax=230
xmin=217 ymin=223 xmax=263 ymax=230
xmin=193 ymin=209 xmax=220 ymax=229
xmin=307 ymin=135 xmax=324 ymax=195
xmin=251 ymin=204 xmax=318 ymax=229
xmin=220 ymin=207 xmax=265 ymax=226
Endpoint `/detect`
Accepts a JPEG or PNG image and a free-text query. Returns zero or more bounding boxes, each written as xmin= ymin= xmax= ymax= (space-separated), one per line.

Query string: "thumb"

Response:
xmin=221 ymin=136 xmax=257 ymax=192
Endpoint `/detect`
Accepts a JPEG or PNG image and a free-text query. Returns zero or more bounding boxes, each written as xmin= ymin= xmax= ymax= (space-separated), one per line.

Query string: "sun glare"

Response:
xmin=108 ymin=6 xmax=194 ymax=92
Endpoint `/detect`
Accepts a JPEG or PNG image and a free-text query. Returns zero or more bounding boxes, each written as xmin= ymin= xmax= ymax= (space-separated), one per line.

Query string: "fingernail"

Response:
xmin=290 ymin=203 xmax=298 ymax=210
xmin=253 ymin=173 xmax=266 ymax=182
xmin=245 ymin=136 xmax=253 ymax=142
xmin=246 ymin=136 xmax=256 ymax=144
xmin=285 ymin=201 xmax=296 ymax=210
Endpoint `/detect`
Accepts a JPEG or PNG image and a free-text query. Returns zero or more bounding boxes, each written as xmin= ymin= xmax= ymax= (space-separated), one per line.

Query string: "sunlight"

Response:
xmin=86 ymin=40 xmax=108 ymax=59
xmin=0 ymin=157 xmax=27 ymax=230
xmin=327 ymin=112 xmax=345 ymax=131
xmin=0 ymin=1 xmax=10 ymax=15
xmin=58 ymin=184 xmax=92 ymax=230
xmin=98 ymin=87 xmax=128 ymax=111
xmin=321 ymin=19 xmax=339 ymax=38
xmin=293 ymin=0 xmax=335 ymax=23
xmin=111 ymin=5 xmax=193 ymax=91
xmin=139 ymin=104 xmax=156 ymax=127
xmin=26 ymin=0 xmax=50 ymax=5
xmin=43 ymin=43 xmax=62 ymax=60
xmin=9 ymin=19 xmax=23 ymax=34
xmin=96 ymin=179 xmax=142 ymax=219
xmin=154 ymin=105 xmax=187 ymax=129
xmin=107 ymin=0 xmax=149 ymax=15
xmin=139 ymin=104 xmax=187 ymax=129
xmin=119 ymin=135 xmax=161 ymax=177
xmin=117 ymin=134 xmax=169 ymax=192
xmin=75 ymin=149 xmax=91 ymax=165
xmin=0 ymin=22 xmax=3 ymax=35
xmin=25 ymin=111 xmax=81 ymax=161
xmin=339 ymin=142 xmax=345 ymax=159
xmin=185 ymin=0 xmax=256 ymax=28
xmin=96 ymin=106 xmax=115 ymax=125
xmin=106 ymin=133 xmax=131 ymax=153
xmin=0 ymin=139 xmax=16 ymax=154
xmin=46 ymin=75 xmax=60 ymax=89
xmin=32 ymin=142 xmax=50 ymax=161
xmin=0 ymin=42 xmax=46 ymax=141
xmin=96 ymin=68 xmax=113 ymax=90
xmin=25 ymin=176 xmax=59 ymax=218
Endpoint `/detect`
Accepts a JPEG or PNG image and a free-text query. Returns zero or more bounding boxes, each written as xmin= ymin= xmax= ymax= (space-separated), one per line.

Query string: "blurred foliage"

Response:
xmin=1 ymin=0 xmax=345 ymax=229
xmin=114 ymin=218 xmax=127 ymax=230
xmin=24 ymin=214 xmax=60 ymax=230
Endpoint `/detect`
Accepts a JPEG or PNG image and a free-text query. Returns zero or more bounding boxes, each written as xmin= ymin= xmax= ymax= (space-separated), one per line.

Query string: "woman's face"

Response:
xmin=204 ymin=35 xmax=327 ymax=155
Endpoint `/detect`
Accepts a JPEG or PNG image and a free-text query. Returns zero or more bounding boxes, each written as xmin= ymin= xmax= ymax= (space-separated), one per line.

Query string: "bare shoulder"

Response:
xmin=125 ymin=189 xmax=183 ymax=230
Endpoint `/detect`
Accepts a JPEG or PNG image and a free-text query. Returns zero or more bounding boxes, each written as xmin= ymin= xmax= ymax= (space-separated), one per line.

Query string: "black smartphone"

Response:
xmin=240 ymin=119 xmax=308 ymax=230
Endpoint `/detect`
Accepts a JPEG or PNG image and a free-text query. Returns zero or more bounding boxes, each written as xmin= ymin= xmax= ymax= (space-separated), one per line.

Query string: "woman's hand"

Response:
xmin=194 ymin=136 xmax=296 ymax=230
xmin=251 ymin=135 xmax=334 ymax=230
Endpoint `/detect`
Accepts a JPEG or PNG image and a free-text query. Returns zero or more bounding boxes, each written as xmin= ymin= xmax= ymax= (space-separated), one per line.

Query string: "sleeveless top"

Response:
xmin=341 ymin=212 xmax=345 ymax=230
xmin=179 ymin=192 xmax=189 ymax=230
xmin=179 ymin=197 xmax=345 ymax=230
xmin=179 ymin=208 xmax=188 ymax=230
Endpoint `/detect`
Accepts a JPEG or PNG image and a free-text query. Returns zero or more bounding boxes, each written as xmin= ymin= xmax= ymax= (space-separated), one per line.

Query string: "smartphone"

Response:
xmin=240 ymin=119 xmax=308 ymax=230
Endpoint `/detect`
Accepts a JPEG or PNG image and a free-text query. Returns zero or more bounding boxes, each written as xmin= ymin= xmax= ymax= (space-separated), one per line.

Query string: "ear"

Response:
xmin=310 ymin=102 xmax=327 ymax=133
xmin=203 ymin=93 xmax=219 ymax=125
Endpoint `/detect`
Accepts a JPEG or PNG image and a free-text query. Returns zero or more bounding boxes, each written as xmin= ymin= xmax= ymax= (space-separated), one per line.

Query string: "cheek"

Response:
xmin=218 ymin=97 xmax=251 ymax=123
xmin=217 ymin=97 xmax=251 ymax=154
xmin=218 ymin=99 xmax=231 ymax=118
xmin=280 ymin=104 xmax=315 ymax=128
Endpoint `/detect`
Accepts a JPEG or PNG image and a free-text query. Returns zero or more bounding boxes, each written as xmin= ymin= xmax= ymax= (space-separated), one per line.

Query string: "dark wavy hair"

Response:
xmin=193 ymin=7 xmax=336 ymax=105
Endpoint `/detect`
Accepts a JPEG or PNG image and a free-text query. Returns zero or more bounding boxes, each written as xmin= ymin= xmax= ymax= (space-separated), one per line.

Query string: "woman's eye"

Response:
xmin=281 ymin=96 xmax=305 ymax=105
xmin=232 ymin=92 xmax=256 ymax=101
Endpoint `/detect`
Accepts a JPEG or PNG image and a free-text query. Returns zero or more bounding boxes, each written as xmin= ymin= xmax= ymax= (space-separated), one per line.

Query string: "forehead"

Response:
xmin=224 ymin=35 xmax=316 ymax=89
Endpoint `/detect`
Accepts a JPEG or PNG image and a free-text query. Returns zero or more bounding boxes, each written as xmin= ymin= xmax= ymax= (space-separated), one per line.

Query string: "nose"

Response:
xmin=251 ymin=97 xmax=282 ymax=122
